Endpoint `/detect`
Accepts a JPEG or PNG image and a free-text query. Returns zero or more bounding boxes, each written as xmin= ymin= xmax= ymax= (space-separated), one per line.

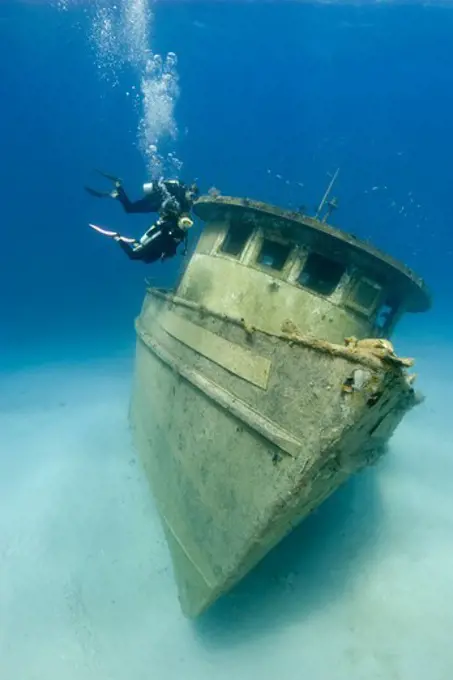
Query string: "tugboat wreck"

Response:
xmin=129 ymin=178 xmax=431 ymax=618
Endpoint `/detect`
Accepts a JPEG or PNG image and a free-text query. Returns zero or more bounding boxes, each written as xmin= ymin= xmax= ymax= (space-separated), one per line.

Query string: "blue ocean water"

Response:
xmin=1 ymin=2 xmax=452 ymax=678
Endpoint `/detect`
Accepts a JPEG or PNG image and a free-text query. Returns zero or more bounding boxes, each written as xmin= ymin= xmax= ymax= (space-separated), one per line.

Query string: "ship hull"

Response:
xmin=129 ymin=290 xmax=417 ymax=618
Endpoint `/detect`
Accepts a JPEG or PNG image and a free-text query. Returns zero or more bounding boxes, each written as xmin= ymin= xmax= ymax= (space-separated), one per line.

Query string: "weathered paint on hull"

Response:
xmin=129 ymin=291 xmax=417 ymax=618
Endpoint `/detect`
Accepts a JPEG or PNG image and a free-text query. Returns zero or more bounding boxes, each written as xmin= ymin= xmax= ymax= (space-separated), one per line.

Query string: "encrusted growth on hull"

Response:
xmin=130 ymin=193 xmax=431 ymax=617
xmin=131 ymin=291 xmax=419 ymax=617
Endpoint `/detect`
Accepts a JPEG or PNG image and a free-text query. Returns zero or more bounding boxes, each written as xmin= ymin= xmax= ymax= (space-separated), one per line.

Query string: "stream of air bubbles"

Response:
xmin=89 ymin=0 xmax=182 ymax=178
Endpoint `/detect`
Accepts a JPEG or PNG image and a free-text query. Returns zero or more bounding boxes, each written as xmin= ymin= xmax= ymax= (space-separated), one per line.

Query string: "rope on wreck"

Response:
xmin=147 ymin=288 xmax=414 ymax=374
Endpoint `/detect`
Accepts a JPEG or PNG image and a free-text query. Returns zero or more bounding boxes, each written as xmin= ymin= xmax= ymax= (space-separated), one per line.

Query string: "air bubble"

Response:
xmin=86 ymin=0 xmax=182 ymax=177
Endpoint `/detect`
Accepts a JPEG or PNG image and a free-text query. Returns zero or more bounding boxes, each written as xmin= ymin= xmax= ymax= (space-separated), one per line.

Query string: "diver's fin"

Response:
xmin=88 ymin=223 xmax=136 ymax=243
xmin=85 ymin=186 xmax=112 ymax=198
xmin=88 ymin=223 xmax=119 ymax=237
xmin=95 ymin=169 xmax=122 ymax=184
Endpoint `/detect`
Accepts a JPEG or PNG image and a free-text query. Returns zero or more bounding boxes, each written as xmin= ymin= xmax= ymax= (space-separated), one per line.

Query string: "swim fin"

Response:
xmin=85 ymin=186 xmax=112 ymax=198
xmin=95 ymin=169 xmax=122 ymax=184
xmin=89 ymin=223 xmax=119 ymax=237
xmin=88 ymin=223 xmax=136 ymax=243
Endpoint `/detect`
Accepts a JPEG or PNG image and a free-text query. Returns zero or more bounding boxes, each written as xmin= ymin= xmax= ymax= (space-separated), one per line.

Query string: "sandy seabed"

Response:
xmin=0 ymin=342 xmax=452 ymax=680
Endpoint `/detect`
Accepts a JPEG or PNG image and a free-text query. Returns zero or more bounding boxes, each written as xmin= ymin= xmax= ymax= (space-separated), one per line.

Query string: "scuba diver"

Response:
xmin=85 ymin=170 xmax=199 ymax=264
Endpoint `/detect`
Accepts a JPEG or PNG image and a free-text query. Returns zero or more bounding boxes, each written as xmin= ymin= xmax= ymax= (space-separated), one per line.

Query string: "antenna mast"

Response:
xmin=315 ymin=167 xmax=340 ymax=220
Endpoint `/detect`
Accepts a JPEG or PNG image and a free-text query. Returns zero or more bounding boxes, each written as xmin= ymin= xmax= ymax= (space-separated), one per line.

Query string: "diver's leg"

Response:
xmin=116 ymin=238 xmax=143 ymax=260
xmin=114 ymin=185 xmax=161 ymax=214
xmin=85 ymin=181 xmax=149 ymax=212
xmin=86 ymin=168 xmax=159 ymax=214
xmin=138 ymin=228 xmax=172 ymax=264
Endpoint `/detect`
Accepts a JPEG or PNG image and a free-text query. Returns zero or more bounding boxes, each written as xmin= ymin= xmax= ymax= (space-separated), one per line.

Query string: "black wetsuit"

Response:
xmin=117 ymin=221 xmax=187 ymax=264
xmin=115 ymin=180 xmax=193 ymax=217
xmin=86 ymin=176 xmax=195 ymax=264
xmin=115 ymin=180 xmax=192 ymax=262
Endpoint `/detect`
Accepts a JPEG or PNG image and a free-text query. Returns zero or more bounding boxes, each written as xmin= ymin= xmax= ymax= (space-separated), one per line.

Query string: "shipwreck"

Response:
xmin=129 ymin=173 xmax=431 ymax=617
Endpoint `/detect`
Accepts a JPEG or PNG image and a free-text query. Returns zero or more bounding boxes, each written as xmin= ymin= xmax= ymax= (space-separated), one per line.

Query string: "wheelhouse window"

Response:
xmin=219 ymin=219 xmax=254 ymax=257
xmin=374 ymin=299 xmax=398 ymax=336
xmin=256 ymin=239 xmax=292 ymax=271
xmin=347 ymin=277 xmax=382 ymax=314
xmin=298 ymin=252 xmax=346 ymax=296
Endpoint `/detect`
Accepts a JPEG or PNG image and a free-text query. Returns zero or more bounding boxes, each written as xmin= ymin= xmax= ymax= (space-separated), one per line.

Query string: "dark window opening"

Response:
xmin=220 ymin=220 xmax=254 ymax=257
xmin=298 ymin=252 xmax=345 ymax=296
xmin=374 ymin=301 xmax=398 ymax=336
xmin=256 ymin=239 xmax=292 ymax=271
xmin=351 ymin=279 xmax=382 ymax=311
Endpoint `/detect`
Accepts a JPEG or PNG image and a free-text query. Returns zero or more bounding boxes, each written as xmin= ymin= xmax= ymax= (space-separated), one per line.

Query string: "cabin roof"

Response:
xmin=193 ymin=195 xmax=432 ymax=313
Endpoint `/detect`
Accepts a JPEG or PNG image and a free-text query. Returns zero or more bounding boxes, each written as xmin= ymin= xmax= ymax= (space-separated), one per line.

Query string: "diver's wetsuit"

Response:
xmin=115 ymin=180 xmax=193 ymax=217
xmin=86 ymin=174 xmax=197 ymax=264
xmin=116 ymin=220 xmax=187 ymax=264
xmin=112 ymin=180 xmax=192 ymax=262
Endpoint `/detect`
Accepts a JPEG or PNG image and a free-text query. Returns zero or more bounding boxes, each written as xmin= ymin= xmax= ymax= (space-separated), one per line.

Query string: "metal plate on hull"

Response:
xmin=135 ymin=320 xmax=302 ymax=458
xmin=160 ymin=310 xmax=271 ymax=389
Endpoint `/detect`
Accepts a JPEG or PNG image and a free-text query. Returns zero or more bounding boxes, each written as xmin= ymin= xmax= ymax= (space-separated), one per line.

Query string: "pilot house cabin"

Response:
xmin=177 ymin=196 xmax=430 ymax=344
